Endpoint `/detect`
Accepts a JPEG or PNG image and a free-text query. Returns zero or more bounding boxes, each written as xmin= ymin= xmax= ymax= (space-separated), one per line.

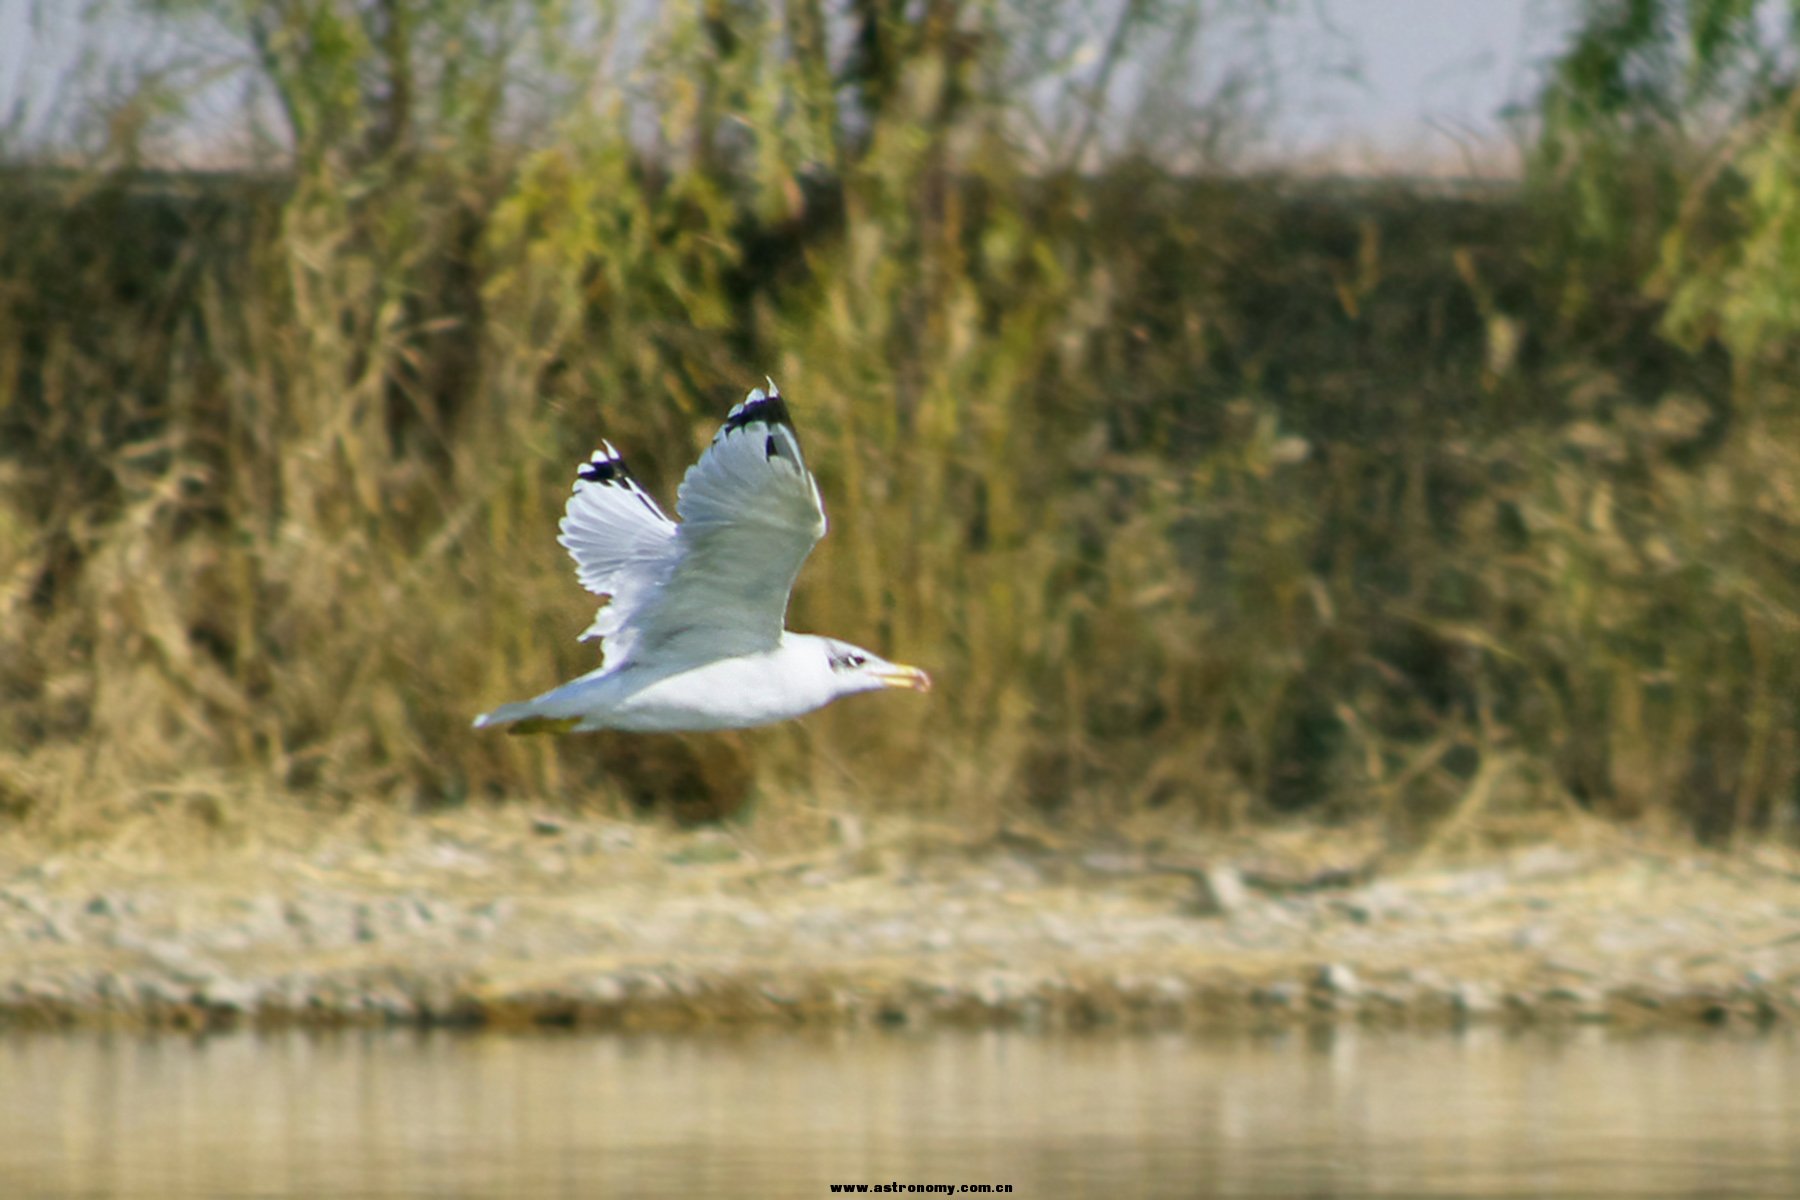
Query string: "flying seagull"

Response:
xmin=474 ymin=381 xmax=930 ymax=734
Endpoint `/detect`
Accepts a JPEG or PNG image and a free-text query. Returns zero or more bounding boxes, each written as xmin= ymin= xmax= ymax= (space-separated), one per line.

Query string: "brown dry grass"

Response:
xmin=2 ymin=3 xmax=1799 ymax=848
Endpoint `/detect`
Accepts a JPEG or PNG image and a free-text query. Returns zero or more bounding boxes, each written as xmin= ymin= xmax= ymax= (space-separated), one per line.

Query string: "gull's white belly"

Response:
xmin=585 ymin=651 xmax=832 ymax=732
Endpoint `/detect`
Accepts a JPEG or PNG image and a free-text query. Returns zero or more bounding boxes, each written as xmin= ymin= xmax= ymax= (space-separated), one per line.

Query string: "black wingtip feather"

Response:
xmin=576 ymin=442 xmax=632 ymax=485
xmin=723 ymin=385 xmax=794 ymax=437
xmin=577 ymin=456 xmax=626 ymax=484
xmin=574 ymin=446 xmax=666 ymax=519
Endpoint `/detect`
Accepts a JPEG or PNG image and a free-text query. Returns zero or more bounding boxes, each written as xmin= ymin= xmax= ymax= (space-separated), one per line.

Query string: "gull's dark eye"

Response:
xmin=849 ymin=654 xmax=866 ymax=668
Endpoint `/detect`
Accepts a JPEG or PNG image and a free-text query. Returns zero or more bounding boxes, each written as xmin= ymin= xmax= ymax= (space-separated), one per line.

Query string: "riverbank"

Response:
xmin=1 ymin=811 xmax=1796 ymax=1033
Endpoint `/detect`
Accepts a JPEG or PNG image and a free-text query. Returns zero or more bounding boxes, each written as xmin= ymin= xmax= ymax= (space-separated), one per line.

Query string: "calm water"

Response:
xmin=1 ymin=1026 xmax=1796 ymax=1198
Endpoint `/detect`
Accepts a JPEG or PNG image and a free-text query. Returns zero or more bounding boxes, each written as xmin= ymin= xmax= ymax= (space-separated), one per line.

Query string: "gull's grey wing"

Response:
xmin=555 ymin=383 xmax=827 ymax=673
xmin=622 ymin=382 xmax=827 ymax=667
xmin=557 ymin=441 xmax=680 ymax=668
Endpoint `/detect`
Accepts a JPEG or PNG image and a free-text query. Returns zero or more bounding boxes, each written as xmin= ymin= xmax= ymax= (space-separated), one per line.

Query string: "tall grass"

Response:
xmin=1 ymin=0 xmax=1797 ymax=844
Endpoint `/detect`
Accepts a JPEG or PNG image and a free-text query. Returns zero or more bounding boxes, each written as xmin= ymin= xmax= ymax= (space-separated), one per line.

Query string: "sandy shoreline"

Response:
xmin=1 ymin=812 xmax=1796 ymax=1033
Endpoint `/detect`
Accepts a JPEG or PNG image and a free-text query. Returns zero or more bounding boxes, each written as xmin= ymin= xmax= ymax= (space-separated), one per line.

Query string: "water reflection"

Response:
xmin=0 ymin=1025 xmax=1795 ymax=1197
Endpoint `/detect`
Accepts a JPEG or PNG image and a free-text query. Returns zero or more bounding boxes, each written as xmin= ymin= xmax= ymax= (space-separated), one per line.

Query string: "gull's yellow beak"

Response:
xmin=876 ymin=663 xmax=932 ymax=692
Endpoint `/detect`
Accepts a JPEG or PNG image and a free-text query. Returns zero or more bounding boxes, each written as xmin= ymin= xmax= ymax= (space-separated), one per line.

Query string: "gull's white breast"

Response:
xmin=572 ymin=638 xmax=835 ymax=732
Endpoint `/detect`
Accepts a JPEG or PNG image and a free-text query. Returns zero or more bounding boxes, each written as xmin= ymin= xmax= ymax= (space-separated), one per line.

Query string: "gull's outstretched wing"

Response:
xmin=557 ymin=382 xmax=827 ymax=671
xmin=557 ymin=441 xmax=679 ymax=666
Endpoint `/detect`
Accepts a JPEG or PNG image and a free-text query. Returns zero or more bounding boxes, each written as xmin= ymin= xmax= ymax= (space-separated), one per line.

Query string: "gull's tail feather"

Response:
xmin=474 ymin=672 xmax=610 ymax=734
xmin=472 ymin=700 xmax=581 ymax=736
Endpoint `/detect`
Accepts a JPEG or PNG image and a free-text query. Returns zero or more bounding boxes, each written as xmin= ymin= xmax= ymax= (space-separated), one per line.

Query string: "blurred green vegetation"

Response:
xmin=1 ymin=0 xmax=1797 ymax=844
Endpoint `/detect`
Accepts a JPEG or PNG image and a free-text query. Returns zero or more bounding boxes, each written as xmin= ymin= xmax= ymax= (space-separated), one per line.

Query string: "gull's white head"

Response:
xmin=816 ymin=636 xmax=932 ymax=698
